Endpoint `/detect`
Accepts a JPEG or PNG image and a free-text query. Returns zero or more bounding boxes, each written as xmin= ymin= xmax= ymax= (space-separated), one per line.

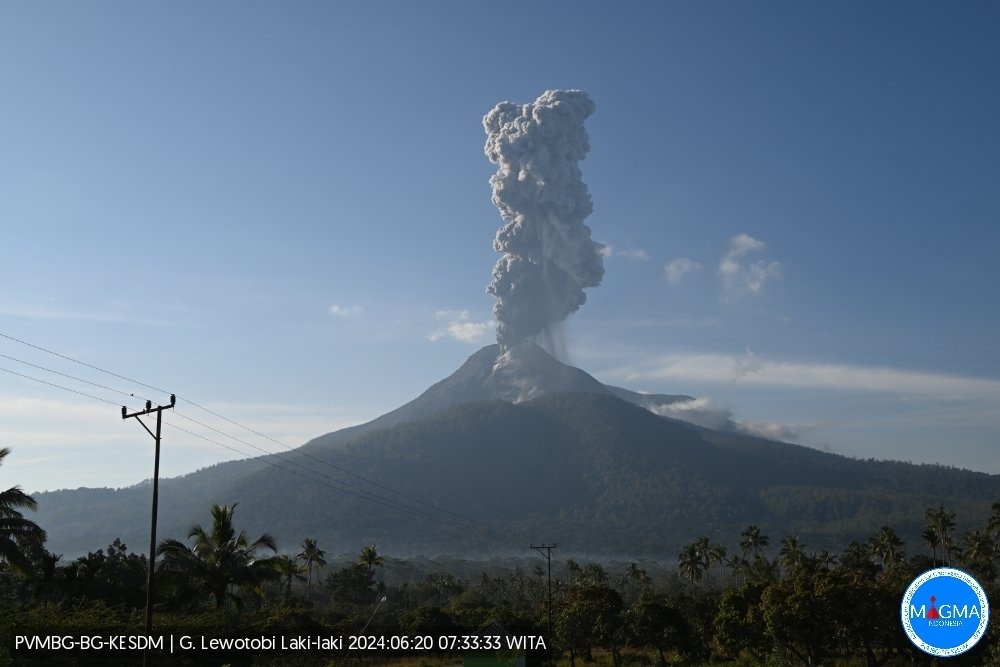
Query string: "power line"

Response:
xmin=0 ymin=331 xmax=515 ymax=539
xmin=169 ymin=409 xmax=505 ymax=536
xmin=0 ymin=332 xmax=166 ymax=395
xmin=163 ymin=419 xmax=507 ymax=538
xmin=0 ymin=352 xmax=151 ymax=402
xmin=0 ymin=366 xmax=122 ymax=406
xmin=175 ymin=399 xmax=497 ymax=531
xmin=0 ymin=342 xmax=514 ymax=541
xmin=1 ymin=360 xmax=508 ymax=538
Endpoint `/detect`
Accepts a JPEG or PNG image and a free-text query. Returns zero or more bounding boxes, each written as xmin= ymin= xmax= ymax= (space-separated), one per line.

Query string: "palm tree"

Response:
xmin=740 ymin=525 xmax=769 ymax=559
xmin=987 ymin=500 xmax=1000 ymax=552
xmin=678 ymin=542 xmax=704 ymax=586
xmin=620 ymin=562 xmax=649 ymax=598
xmin=275 ymin=554 xmax=307 ymax=602
xmin=840 ymin=540 xmax=872 ymax=572
xmin=990 ymin=500 xmax=1000 ymax=531
xmin=926 ymin=504 xmax=957 ymax=565
xmin=156 ymin=503 xmax=278 ymax=609
xmin=868 ymin=526 xmax=905 ymax=571
xmin=358 ymin=544 xmax=383 ymax=576
xmin=779 ymin=535 xmax=806 ymax=574
xmin=479 ymin=571 xmax=491 ymax=601
xmin=0 ymin=448 xmax=46 ymax=574
xmin=581 ymin=562 xmax=608 ymax=586
xmin=922 ymin=526 xmax=942 ymax=564
xmin=962 ymin=529 xmax=997 ymax=583
xmin=725 ymin=553 xmax=750 ymax=586
xmin=295 ymin=537 xmax=326 ymax=597
xmin=708 ymin=543 xmax=728 ymax=586
xmin=813 ymin=550 xmax=837 ymax=570
xmin=565 ymin=558 xmax=581 ymax=586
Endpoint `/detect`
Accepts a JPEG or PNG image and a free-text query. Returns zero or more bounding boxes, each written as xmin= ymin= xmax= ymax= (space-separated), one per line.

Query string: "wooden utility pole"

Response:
xmin=531 ymin=543 xmax=557 ymax=641
xmin=122 ymin=394 xmax=175 ymax=655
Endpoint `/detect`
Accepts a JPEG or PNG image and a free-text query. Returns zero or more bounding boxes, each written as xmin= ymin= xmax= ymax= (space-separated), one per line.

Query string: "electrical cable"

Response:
xmin=0 ymin=366 xmax=122 ymax=406
xmin=0 ymin=352 xmax=151 ymax=402
xmin=0 ymin=331 xmax=515 ymax=537
xmin=169 ymin=409 xmax=509 ymax=538
xmin=162 ymin=418 xmax=508 ymax=538
xmin=0 ymin=339 xmax=516 ymax=541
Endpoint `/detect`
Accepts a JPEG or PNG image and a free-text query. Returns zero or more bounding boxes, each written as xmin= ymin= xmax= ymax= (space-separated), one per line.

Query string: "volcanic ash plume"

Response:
xmin=484 ymin=90 xmax=605 ymax=350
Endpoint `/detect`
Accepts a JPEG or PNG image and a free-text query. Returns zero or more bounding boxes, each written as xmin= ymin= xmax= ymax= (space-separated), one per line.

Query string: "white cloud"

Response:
xmin=429 ymin=310 xmax=496 ymax=343
xmin=625 ymin=353 xmax=1000 ymax=400
xmin=600 ymin=245 xmax=649 ymax=261
xmin=731 ymin=346 xmax=762 ymax=382
xmin=663 ymin=257 xmax=703 ymax=285
xmin=719 ymin=233 xmax=781 ymax=296
xmin=329 ymin=304 xmax=363 ymax=318
xmin=0 ymin=302 xmax=176 ymax=327
xmin=617 ymin=248 xmax=650 ymax=261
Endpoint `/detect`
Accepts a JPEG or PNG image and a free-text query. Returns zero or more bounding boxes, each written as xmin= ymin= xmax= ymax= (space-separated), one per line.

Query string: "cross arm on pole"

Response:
xmin=122 ymin=394 xmax=176 ymax=422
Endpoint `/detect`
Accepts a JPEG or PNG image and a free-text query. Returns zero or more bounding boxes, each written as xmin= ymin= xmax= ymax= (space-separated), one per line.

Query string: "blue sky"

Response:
xmin=2 ymin=2 xmax=998 ymax=494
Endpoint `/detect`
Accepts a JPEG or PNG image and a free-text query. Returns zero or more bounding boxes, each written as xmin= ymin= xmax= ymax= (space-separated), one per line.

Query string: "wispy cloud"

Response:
xmin=663 ymin=257 xmax=702 ymax=285
xmin=600 ymin=245 xmax=650 ymax=261
xmin=625 ymin=353 xmax=1000 ymax=399
xmin=719 ymin=233 xmax=781 ymax=296
xmin=0 ymin=302 xmax=178 ymax=328
xmin=328 ymin=304 xmax=363 ymax=318
xmin=429 ymin=310 xmax=496 ymax=343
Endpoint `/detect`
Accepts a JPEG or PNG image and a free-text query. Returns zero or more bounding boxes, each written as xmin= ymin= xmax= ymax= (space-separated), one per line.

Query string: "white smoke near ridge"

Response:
xmin=647 ymin=397 xmax=737 ymax=431
xmin=484 ymin=90 xmax=605 ymax=350
xmin=739 ymin=420 xmax=800 ymax=440
xmin=647 ymin=396 xmax=799 ymax=441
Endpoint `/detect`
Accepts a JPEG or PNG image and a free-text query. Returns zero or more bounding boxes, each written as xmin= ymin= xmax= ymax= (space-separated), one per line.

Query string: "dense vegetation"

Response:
xmin=4 ymin=457 xmax=1000 ymax=666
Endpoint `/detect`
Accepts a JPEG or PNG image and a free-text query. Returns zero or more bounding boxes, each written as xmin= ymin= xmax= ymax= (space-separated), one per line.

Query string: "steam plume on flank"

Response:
xmin=483 ymin=90 xmax=605 ymax=350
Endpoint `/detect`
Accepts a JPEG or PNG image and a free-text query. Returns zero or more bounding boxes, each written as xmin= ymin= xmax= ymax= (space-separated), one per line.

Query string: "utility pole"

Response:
xmin=531 ymin=543 xmax=557 ymax=642
xmin=122 ymin=394 xmax=175 ymax=655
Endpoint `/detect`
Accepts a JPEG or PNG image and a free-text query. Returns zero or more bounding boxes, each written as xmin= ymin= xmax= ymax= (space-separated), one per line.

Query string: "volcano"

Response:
xmin=33 ymin=344 xmax=1000 ymax=558
xmin=299 ymin=342 xmax=692 ymax=454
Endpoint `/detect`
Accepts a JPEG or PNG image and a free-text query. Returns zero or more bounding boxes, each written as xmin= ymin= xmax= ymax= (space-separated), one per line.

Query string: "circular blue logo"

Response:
xmin=901 ymin=567 xmax=989 ymax=657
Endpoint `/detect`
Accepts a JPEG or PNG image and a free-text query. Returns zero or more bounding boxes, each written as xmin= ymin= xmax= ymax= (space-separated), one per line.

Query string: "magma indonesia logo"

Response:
xmin=901 ymin=567 xmax=990 ymax=657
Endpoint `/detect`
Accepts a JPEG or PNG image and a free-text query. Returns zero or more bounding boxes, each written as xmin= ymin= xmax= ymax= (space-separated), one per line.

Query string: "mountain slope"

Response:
xmin=210 ymin=392 xmax=1000 ymax=556
xmin=31 ymin=345 xmax=1000 ymax=558
xmin=299 ymin=342 xmax=691 ymax=454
